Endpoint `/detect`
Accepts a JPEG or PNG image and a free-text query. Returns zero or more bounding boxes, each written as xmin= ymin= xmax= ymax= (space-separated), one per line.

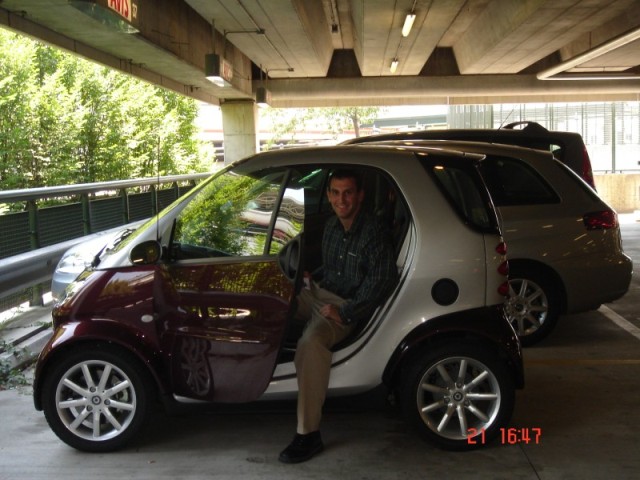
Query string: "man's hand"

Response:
xmin=319 ymin=303 xmax=343 ymax=325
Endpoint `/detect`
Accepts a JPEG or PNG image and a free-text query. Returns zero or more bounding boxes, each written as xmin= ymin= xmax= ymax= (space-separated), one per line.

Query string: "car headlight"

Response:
xmin=56 ymin=251 xmax=93 ymax=275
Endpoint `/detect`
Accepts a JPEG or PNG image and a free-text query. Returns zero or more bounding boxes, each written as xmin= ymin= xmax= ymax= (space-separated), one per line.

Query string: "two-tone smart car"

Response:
xmin=34 ymin=144 xmax=523 ymax=453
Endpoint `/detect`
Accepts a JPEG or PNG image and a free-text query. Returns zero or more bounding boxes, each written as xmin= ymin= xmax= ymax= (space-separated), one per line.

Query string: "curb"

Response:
xmin=0 ymin=306 xmax=53 ymax=372
xmin=0 ymin=328 xmax=52 ymax=371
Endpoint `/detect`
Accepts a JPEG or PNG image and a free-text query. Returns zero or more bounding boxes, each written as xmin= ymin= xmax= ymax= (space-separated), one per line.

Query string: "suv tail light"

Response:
xmin=583 ymin=210 xmax=618 ymax=230
xmin=582 ymin=146 xmax=596 ymax=190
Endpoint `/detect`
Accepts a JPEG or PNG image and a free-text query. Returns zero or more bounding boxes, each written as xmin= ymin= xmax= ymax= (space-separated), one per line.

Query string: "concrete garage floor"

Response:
xmin=1 ymin=220 xmax=639 ymax=480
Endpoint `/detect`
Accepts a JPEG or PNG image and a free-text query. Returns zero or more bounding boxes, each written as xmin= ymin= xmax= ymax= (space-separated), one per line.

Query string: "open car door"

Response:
xmin=158 ymin=167 xmax=305 ymax=402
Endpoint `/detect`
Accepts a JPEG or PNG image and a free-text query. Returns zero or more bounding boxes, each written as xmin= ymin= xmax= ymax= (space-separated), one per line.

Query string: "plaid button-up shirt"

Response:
xmin=320 ymin=211 xmax=398 ymax=325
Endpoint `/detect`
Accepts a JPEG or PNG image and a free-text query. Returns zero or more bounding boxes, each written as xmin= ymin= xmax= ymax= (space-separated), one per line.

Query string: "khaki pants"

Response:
xmin=293 ymin=282 xmax=354 ymax=434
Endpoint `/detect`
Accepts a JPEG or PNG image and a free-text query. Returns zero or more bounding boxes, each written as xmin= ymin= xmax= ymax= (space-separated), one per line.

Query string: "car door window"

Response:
xmin=268 ymin=184 xmax=306 ymax=255
xmin=171 ymin=169 xmax=289 ymax=259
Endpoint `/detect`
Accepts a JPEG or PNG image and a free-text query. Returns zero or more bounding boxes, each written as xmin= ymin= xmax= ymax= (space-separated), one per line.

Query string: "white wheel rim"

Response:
xmin=416 ymin=356 xmax=501 ymax=440
xmin=55 ymin=360 xmax=137 ymax=442
xmin=506 ymin=277 xmax=549 ymax=337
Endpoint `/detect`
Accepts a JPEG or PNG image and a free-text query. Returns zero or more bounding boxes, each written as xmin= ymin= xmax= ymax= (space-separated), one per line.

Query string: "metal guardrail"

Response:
xmin=0 ymin=223 xmax=140 ymax=304
xmin=0 ymin=173 xmax=209 ymax=203
xmin=0 ymin=173 xmax=211 ymax=309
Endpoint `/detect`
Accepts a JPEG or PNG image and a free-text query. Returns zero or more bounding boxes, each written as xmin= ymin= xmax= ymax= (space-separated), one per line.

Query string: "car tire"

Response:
xmin=400 ymin=344 xmax=515 ymax=451
xmin=506 ymin=265 xmax=560 ymax=346
xmin=41 ymin=345 xmax=153 ymax=452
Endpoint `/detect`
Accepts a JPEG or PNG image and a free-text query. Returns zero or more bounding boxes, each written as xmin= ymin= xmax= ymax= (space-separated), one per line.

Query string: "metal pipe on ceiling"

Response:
xmin=537 ymin=26 xmax=640 ymax=81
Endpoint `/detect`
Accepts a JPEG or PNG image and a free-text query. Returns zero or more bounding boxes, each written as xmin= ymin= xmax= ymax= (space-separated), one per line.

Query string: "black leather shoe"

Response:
xmin=278 ymin=431 xmax=324 ymax=463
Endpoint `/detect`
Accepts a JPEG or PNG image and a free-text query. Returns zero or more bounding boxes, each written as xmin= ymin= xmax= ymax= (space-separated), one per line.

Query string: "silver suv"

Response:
xmin=343 ymin=121 xmax=597 ymax=190
xmin=367 ymin=140 xmax=632 ymax=345
xmin=34 ymin=145 xmax=523 ymax=453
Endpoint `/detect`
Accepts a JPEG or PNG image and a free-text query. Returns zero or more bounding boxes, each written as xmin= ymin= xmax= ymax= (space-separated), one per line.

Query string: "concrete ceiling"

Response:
xmin=1 ymin=0 xmax=639 ymax=107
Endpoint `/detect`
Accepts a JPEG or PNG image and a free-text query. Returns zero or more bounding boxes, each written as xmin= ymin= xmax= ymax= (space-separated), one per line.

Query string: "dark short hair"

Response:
xmin=328 ymin=168 xmax=363 ymax=191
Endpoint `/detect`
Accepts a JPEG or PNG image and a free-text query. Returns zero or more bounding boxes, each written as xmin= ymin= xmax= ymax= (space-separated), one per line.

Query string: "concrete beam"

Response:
xmin=292 ymin=0 xmax=333 ymax=75
xmin=265 ymin=75 xmax=640 ymax=107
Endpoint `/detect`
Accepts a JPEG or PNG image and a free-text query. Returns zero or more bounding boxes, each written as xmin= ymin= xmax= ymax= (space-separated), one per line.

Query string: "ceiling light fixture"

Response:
xmin=390 ymin=58 xmax=399 ymax=73
xmin=255 ymin=86 xmax=271 ymax=108
xmin=402 ymin=13 xmax=416 ymax=37
xmin=205 ymin=53 xmax=233 ymax=87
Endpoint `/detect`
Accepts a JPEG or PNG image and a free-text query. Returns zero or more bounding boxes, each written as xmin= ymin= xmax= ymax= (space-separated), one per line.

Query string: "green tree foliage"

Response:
xmin=261 ymin=106 xmax=382 ymax=149
xmin=318 ymin=106 xmax=381 ymax=138
xmin=0 ymin=29 xmax=213 ymax=191
xmin=174 ymin=173 xmax=256 ymax=256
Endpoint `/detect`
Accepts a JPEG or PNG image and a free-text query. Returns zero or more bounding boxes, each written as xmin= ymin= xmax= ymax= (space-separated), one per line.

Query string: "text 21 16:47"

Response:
xmin=467 ymin=427 xmax=542 ymax=445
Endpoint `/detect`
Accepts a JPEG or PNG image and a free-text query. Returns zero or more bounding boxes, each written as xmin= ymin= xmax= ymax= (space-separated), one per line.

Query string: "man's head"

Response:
xmin=327 ymin=169 xmax=364 ymax=230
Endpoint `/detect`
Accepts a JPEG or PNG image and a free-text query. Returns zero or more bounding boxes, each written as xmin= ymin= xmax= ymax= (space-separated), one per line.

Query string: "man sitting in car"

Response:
xmin=279 ymin=168 xmax=398 ymax=464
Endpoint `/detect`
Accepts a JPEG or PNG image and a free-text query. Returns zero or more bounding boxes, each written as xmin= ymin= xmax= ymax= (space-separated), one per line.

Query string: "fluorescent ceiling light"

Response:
xmin=402 ymin=13 xmax=416 ymax=37
xmin=390 ymin=58 xmax=399 ymax=73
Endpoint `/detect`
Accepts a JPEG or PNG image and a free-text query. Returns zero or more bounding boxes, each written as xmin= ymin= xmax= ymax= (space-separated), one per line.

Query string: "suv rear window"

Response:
xmin=420 ymin=157 xmax=497 ymax=233
xmin=479 ymin=155 xmax=559 ymax=207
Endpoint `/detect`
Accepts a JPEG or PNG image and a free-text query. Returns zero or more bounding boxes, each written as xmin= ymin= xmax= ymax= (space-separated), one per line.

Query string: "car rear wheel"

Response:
xmin=400 ymin=344 xmax=515 ymax=451
xmin=505 ymin=266 xmax=560 ymax=346
xmin=41 ymin=346 xmax=152 ymax=452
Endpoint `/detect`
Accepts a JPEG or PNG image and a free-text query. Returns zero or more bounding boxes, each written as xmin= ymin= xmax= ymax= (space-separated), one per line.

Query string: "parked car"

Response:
xmin=343 ymin=121 xmax=597 ymax=190
xmin=353 ymin=139 xmax=632 ymax=345
xmin=50 ymin=222 xmax=144 ymax=301
xmin=33 ymin=144 xmax=523 ymax=453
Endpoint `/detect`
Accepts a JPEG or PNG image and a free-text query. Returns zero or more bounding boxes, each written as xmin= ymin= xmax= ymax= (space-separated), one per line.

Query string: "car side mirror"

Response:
xmin=130 ymin=240 xmax=161 ymax=265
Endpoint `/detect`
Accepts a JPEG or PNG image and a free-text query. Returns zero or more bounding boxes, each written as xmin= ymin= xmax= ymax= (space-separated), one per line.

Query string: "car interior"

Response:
xmin=278 ymin=166 xmax=411 ymax=360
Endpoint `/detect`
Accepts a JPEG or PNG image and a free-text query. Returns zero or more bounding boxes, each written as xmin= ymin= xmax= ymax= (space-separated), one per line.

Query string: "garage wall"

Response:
xmin=595 ymin=173 xmax=640 ymax=213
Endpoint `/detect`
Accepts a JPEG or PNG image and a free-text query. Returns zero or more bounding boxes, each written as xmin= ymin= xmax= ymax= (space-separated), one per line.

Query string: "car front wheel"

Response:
xmin=41 ymin=346 xmax=153 ymax=452
xmin=401 ymin=344 xmax=515 ymax=450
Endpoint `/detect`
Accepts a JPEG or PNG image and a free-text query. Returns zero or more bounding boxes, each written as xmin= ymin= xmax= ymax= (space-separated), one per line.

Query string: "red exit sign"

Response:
xmin=108 ymin=0 xmax=135 ymax=22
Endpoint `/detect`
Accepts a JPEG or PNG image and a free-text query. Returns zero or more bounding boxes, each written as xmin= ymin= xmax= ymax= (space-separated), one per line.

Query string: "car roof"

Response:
xmin=235 ymin=143 xmax=487 ymax=171
xmin=341 ymin=123 xmax=584 ymax=146
xmin=355 ymin=139 xmax=556 ymax=162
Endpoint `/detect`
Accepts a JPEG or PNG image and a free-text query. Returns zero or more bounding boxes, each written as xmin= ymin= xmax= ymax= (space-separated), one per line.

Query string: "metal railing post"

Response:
xmin=172 ymin=181 xmax=179 ymax=201
xmin=150 ymin=184 xmax=157 ymax=216
xmin=81 ymin=193 xmax=91 ymax=235
xmin=120 ymin=188 xmax=130 ymax=223
xmin=27 ymin=200 xmax=44 ymax=306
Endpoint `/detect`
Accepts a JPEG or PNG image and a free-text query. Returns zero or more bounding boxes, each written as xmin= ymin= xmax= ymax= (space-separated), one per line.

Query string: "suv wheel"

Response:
xmin=41 ymin=346 xmax=152 ymax=452
xmin=506 ymin=265 xmax=560 ymax=346
xmin=401 ymin=344 xmax=515 ymax=450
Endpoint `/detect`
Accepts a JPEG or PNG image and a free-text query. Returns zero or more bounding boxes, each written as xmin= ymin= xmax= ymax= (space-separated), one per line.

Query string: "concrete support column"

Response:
xmin=220 ymin=100 xmax=259 ymax=165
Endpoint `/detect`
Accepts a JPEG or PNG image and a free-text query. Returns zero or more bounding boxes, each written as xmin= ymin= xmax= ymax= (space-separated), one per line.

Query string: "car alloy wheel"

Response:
xmin=41 ymin=346 xmax=152 ymax=452
xmin=505 ymin=266 xmax=560 ymax=346
xmin=401 ymin=344 xmax=515 ymax=450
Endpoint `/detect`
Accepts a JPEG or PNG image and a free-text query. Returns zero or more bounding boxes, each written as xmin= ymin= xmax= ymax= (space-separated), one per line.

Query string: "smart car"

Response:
xmin=33 ymin=144 xmax=523 ymax=453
